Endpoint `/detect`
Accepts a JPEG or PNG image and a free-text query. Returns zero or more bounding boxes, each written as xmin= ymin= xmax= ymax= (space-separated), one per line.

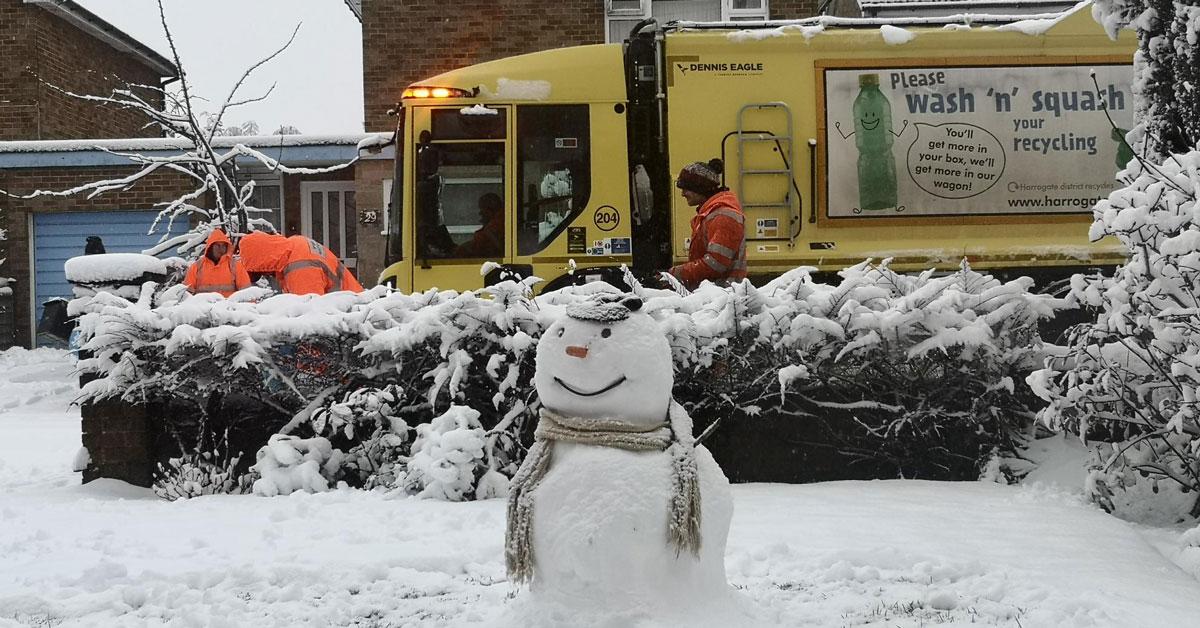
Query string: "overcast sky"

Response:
xmin=75 ymin=0 xmax=364 ymax=135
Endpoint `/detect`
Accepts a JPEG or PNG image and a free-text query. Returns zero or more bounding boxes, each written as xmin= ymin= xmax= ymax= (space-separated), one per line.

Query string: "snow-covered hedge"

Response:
xmin=72 ymin=260 xmax=1059 ymax=497
xmin=681 ymin=260 xmax=1059 ymax=481
xmin=1031 ymin=150 xmax=1200 ymax=521
xmin=251 ymin=435 xmax=341 ymax=497
xmin=400 ymin=405 xmax=503 ymax=501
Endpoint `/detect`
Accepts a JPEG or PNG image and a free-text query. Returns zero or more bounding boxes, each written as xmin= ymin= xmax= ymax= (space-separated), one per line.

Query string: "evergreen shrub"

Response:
xmin=73 ymin=262 xmax=1059 ymax=497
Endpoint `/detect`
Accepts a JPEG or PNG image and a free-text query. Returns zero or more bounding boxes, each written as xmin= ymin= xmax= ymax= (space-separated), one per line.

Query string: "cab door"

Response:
xmin=409 ymin=105 xmax=512 ymax=291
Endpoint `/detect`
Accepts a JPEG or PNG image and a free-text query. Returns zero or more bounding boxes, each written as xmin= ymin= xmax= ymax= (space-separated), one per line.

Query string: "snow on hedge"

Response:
xmin=64 ymin=253 xmax=168 ymax=284
xmin=400 ymin=405 xmax=491 ymax=501
xmin=251 ymin=435 xmax=340 ymax=497
xmin=71 ymin=260 xmax=1062 ymax=498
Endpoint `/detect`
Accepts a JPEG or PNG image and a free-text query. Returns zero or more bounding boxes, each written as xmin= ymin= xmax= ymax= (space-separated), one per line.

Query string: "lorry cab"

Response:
xmin=380 ymin=46 xmax=635 ymax=293
xmin=382 ymin=4 xmax=1137 ymax=293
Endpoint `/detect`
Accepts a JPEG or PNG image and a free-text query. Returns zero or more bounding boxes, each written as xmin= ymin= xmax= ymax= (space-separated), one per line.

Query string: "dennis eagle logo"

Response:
xmin=667 ymin=55 xmax=765 ymax=86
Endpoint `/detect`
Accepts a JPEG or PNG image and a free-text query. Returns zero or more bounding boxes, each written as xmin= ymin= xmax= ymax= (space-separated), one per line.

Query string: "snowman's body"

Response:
xmin=512 ymin=294 xmax=735 ymax=609
xmin=531 ymin=439 xmax=732 ymax=602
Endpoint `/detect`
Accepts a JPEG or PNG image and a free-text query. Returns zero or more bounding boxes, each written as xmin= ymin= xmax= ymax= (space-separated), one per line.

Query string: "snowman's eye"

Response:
xmin=601 ymin=328 xmax=612 ymax=338
xmin=556 ymin=327 xmax=564 ymax=337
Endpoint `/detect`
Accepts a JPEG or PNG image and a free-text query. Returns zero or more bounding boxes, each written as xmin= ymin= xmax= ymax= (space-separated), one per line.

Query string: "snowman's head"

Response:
xmin=535 ymin=294 xmax=672 ymax=425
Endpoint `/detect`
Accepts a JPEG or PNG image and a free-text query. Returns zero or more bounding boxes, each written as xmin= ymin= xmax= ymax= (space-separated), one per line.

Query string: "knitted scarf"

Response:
xmin=505 ymin=401 xmax=702 ymax=584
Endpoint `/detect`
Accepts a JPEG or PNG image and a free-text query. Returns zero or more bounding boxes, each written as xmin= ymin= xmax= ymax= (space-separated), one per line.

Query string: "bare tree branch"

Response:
xmin=0 ymin=1 xmax=338 ymax=254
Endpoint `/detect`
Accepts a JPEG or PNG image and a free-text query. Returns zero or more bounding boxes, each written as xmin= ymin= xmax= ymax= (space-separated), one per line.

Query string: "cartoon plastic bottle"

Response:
xmin=853 ymin=74 xmax=898 ymax=211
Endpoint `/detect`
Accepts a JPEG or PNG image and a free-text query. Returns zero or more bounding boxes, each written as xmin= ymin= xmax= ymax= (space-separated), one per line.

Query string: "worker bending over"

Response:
xmin=238 ymin=231 xmax=364 ymax=295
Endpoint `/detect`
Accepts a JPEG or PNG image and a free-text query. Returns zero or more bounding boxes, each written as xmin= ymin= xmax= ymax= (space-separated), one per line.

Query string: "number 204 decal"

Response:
xmin=593 ymin=205 xmax=620 ymax=232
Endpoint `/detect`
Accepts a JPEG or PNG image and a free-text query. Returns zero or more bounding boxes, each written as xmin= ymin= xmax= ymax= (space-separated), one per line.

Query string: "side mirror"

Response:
xmin=631 ymin=164 xmax=653 ymax=225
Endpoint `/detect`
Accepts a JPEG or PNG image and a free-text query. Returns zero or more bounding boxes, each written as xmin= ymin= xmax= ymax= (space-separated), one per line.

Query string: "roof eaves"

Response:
xmin=671 ymin=3 xmax=1077 ymax=30
xmin=859 ymin=0 xmax=1071 ymax=7
xmin=0 ymin=133 xmax=392 ymax=168
xmin=343 ymin=0 xmax=362 ymax=22
xmin=24 ymin=0 xmax=178 ymax=79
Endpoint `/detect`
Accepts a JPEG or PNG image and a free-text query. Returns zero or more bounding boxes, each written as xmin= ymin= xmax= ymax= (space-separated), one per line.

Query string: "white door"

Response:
xmin=300 ymin=181 xmax=358 ymax=270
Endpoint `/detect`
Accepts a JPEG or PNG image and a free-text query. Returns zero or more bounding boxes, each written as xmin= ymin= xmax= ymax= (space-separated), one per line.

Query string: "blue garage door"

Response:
xmin=33 ymin=211 xmax=188 ymax=344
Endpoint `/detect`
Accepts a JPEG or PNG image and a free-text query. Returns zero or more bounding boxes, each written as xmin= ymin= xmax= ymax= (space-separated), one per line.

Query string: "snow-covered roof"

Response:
xmin=0 ymin=133 xmax=390 ymax=154
xmin=0 ymin=133 xmax=393 ymax=169
xmin=857 ymin=0 xmax=1078 ymax=18
xmin=673 ymin=0 xmax=1085 ymax=29
xmin=23 ymin=0 xmax=176 ymax=79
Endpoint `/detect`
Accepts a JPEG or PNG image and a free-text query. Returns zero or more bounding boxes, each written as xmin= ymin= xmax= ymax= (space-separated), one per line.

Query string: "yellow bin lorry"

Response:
xmin=379 ymin=4 xmax=1136 ymax=292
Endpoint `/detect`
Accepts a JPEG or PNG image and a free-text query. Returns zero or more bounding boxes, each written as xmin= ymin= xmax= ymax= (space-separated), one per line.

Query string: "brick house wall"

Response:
xmin=772 ymin=0 xmax=824 ymax=19
xmin=0 ymin=0 xmax=170 ymax=141
xmin=0 ymin=0 xmax=40 ymax=140
xmin=361 ymin=0 xmax=606 ymax=132
xmin=353 ymin=157 xmax=391 ymax=285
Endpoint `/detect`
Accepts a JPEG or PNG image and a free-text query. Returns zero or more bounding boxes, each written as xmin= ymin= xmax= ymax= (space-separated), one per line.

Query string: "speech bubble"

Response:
xmin=906 ymin=123 xmax=1005 ymax=199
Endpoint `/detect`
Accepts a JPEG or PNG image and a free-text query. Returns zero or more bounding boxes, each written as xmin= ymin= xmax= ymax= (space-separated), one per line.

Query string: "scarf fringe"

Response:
xmin=504 ymin=404 xmax=703 ymax=585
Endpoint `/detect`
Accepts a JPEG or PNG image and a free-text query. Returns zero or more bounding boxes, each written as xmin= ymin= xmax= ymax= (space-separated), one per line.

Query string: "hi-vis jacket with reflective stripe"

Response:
xmin=238 ymin=231 xmax=364 ymax=295
xmin=183 ymin=230 xmax=251 ymax=297
xmin=670 ymin=190 xmax=748 ymax=290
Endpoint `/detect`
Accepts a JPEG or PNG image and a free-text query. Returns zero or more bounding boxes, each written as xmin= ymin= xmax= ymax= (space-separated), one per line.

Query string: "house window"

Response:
xmin=605 ymin=0 xmax=769 ymax=42
xmin=246 ymin=182 xmax=283 ymax=233
xmin=727 ymin=0 xmax=767 ymax=20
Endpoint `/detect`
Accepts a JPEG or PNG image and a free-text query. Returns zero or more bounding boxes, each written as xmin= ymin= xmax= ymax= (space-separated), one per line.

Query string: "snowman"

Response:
xmin=505 ymin=292 xmax=735 ymax=616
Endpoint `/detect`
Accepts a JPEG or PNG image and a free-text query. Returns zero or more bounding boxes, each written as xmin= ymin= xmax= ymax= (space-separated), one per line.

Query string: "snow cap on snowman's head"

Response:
xmin=535 ymin=293 xmax=672 ymax=425
xmin=564 ymin=293 xmax=643 ymax=323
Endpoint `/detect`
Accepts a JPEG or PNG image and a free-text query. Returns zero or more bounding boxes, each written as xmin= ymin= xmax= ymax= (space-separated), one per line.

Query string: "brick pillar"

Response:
xmin=0 ymin=288 xmax=15 ymax=349
xmin=80 ymin=399 xmax=154 ymax=487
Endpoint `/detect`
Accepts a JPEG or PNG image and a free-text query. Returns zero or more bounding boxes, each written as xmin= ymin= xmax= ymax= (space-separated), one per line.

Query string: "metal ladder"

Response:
xmin=736 ymin=102 xmax=796 ymax=242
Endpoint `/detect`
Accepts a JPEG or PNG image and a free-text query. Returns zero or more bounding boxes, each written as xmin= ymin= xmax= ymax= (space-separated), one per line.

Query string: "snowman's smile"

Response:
xmin=553 ymin=375 xmax=627 ymax=397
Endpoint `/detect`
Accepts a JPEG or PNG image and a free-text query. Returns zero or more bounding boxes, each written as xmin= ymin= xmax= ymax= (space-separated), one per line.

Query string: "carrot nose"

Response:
xmin=566 ymin=345 xmax=588 ymax=359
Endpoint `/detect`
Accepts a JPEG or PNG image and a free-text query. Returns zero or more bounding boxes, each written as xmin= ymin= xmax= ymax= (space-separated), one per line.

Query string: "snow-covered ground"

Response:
xmin=1 ymin=348 xmax=1199 ymax=627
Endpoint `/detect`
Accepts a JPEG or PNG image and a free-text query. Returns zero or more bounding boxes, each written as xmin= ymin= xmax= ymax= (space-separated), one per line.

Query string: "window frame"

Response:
xmin=516 ymin=104 xmax=593 ymax=257
xmin=244 ymin=175 xmax=284 ymax=233
xmin=412 ymin=120 xmax=508 ymax=261
xmin=603 ymin=0 xmax=770 ymax=43
xmin=724 ymin=0 xmax=768 ymax=21
xmin=606 ymin=0 xmax=649 ymax=15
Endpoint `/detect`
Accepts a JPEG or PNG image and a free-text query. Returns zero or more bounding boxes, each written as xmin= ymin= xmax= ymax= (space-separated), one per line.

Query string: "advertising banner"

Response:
xmin=823 ymin=64 xmax=1134 ymax=218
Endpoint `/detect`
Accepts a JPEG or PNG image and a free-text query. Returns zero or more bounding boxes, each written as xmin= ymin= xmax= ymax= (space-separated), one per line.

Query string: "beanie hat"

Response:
xmin=675 ymin=159 xmax=723 ymax=196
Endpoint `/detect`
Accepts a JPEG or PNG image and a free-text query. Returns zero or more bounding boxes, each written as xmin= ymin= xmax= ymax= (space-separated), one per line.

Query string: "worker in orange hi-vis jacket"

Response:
xmin=237 ymin=231 xmax=364 ymax=295
xmin=668 ymin=158 xmax=748 ymax=290
xmin=183 ymin=229 xmax=251 ymax=297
